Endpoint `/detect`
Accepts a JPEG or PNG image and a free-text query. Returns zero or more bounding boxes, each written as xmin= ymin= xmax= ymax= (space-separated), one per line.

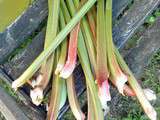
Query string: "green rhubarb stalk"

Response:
xmin=30 ymin=0 xmax=60 ymax=105
xmin=75 ymin=0 xmax=97 ymax=71
xmin=59 ymin=78 xmax=67 ymax=110
xmin=105 ymin=0 xmax=127 ymax=95
xmin=47 ymin=76 xmax=63 ymax=120
xmin=87 ymin=9 xmax=96 ymax=46
xmin=96 ymin=0 xmax=111 ymax=109
xmin=12 ymin=0 xmax=96 ymax=90
xmin=78 ymin=39 xmax=104 ymax=120
xmin=78 ymin=3 xmax=133 ymax=97
xmin=55 ymin=10 xmax=68 ymax=75
xmin=81 ymin=17 xmax=96 ymax=71
xmin=67 ymin=75 xmax=85 ymax=120
xmin=115 ymin=48 xmax=157 ymax=120
xmin=82 ymin=0 xmax=97 ymax=47
xmin=47 ymin=48 xmax=64 ymax=120
xmin=38 ymin=0 xmax=59 ymax=88
xmin=61 ymin=1 xmax=104 ymax=119
xmin=87 ymin=85 xmax=95 ymax=120
xmin=52 ymin=44 xmax=67 ymax=111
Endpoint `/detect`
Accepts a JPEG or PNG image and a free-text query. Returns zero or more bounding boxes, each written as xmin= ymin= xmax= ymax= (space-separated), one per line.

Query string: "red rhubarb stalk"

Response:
xmin=60 ymin=23 xmax=80 ymax=79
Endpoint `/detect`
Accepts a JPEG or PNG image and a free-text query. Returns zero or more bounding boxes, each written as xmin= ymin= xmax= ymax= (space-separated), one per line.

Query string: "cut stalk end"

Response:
xmin=145 ymin=106 xmax=157 ymax=120
xmin=59 ymin=61 xmax=76 ymax=79
xmin=30 ymin=79 xmax=37 ymax=88
xmin=143 ymin=89 xmax=156 ymax=101
xmin=123 ymin=84 xmax=136 ymax=96
xmin=30 ymin=74 xmax=43 ymax=88
xmin=12 ymin=79 xmax=23 ymax=91
xmin=55 ymin=64 xmax=64 ymax=75
xmin=98 ymin=80 xmax=111 ymax=109
xmin=30 ymin=87 xmax=43 ymax=106
xmin=115 ymin=72 xmax=128 ymax=95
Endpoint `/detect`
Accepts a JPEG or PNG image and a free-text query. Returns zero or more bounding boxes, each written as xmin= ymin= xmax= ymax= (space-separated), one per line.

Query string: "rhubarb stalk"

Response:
xmin=12 ymin=0 xmax=96 ymax=90
xmin=47 ymin=49 xmax=65 ymax=120
xmin=115 ymin=48 xmax=157 ymax=120
xmin=80 ymin=1 xmax=135 ymax=97
xmin=29 ymin=0 xmax=60 ymax=105
xmin=61 ymin=1 xmax=104 ymax=119
xmin=66 ymin=75 xmax=85 ymax=120
xmin=55 ymin=10 xmax=68 ymax=75
xmin=96 ymin=0 xmax=111 ymax=109
xmin=105 ymin=0 xmax=127 ymax=95
xmin=87 ymin=6 xmax=96 ymax=46
xmin=67 ymin=0 xmax=97 ymax=71
xmin=60 ymin=23 xmax=80 ymax=79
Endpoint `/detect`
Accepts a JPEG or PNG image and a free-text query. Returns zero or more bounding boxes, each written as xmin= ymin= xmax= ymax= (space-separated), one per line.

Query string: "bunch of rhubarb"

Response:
xmin=12 ymin=0 xmax=157 ymax=120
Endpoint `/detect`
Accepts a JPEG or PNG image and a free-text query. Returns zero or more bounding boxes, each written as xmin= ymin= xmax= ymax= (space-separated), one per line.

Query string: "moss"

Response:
xmin=0 ymin=79 xmax=20 ymax=102
xmin=144 ymin=7 xmax=160 ymax=27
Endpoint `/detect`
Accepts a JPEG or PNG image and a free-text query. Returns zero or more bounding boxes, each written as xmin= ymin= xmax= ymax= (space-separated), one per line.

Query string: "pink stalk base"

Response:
xmin=60 ymin=60 xmax=76 ymax=79
xmin=143 ymin=89 xmax=156 ymax=101
xmin=98 ymin=80 xmax=111 ymax=109
xmin=30 ymin=87 xmax=43 ymax=106
xmin=123 ymin=84 xmax=136 ymax=96
xmin=115 ymin=72 xmax=128 ymax=95
xmin=111 ymin=56 xmax=128 ymax=95
xmin=60 ymin=23 xmax=80 ymax=79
